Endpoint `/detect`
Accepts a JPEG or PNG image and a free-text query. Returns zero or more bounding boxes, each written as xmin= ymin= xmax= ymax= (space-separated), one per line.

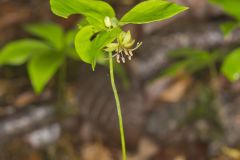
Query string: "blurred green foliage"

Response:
xmin=210 ymin=0 xmax=240 ymax=82
xmin=162 ymin=48 xmax=221 ymax=77
xmin=210 ymin=0 xmax=240 ymax=37
xmin=0 ymin=23 xmax=78 ymax=94
xmin=210 ymin=0 xmax=240 ymax=20
xmin=163 ymin=1 xmax=240 ymax=82
xmin=221 ymin=48 xmax=240 ymax=81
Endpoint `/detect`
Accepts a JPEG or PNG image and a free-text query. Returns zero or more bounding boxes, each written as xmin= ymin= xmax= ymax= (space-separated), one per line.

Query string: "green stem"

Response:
xmin=109 ymin=52 xmax=127 ymax=160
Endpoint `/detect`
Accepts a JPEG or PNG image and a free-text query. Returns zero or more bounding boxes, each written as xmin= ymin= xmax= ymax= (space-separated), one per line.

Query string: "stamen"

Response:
xmin=117 ymin=54 xmax=120 ymax=63
xmin=131 ymin=42 xmax=142 ymax=51
xmin=120 ymin=51 xmax=124 ymax=56
xmin=107 ymin=40 xmax=142 ymax=63
xmin=112 ymin=53 xmax=118 ymax=58
xmin=124 ymin=48 xmax=129 ymax=56
xmin=121 ymin=57 xmax=126 ymax=63
xmin=129 ymin=50 xmax=133 ymax=56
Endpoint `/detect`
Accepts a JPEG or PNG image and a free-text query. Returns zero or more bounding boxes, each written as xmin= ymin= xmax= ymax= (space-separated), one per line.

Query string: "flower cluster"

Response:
xmin=105 ymin=31 xmax=142 ymax=63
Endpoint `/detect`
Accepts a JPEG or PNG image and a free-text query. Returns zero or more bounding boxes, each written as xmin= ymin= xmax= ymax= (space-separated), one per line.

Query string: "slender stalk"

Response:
xmin=109 ymin=52 xmax=127 ymax=160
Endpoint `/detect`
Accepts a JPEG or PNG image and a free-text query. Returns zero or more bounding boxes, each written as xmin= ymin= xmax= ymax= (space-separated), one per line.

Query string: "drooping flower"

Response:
xmin=105 ymin=31 xmax=142 ymax=63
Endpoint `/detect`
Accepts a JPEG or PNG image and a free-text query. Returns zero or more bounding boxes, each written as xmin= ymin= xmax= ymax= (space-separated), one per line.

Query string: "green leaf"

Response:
xmin=220 ymin=21 xmax=239 ymax=37
xmin=221 ymin=48 xmax=240 ymax=81
xmin=75 ymin=26 xmax=121 ymax=69
xmin=91 ymin=50 xmax=102 ymax=70
xmin=91 ymin=27 xmax=121 ymax=70
xmin=92 ymin=27 xmax=122 ymax=50
xmin=77 ymin=18 xmax=90 ymax=29
xmin=210 ymin=0 xmax=240 ymax=20
xmin=86 ymin=17 xmax=105 ymax=30
xmin=75 ymin=26 xmax=96 ymax=64
xmin=120 ymin=0 xmax=188 ymax=25
xmin=50 ymin=0 xmax=115 ymax=27
xmin=27 ymin=52 xmax=64 ymax=94
xmin=25 ymin=23 xmax=64 ymax=50
xmin=0 ymin=39 xmax=50 ymax=66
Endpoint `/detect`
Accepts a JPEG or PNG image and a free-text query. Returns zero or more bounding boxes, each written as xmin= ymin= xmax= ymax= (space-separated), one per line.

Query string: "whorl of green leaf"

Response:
xmin=0 ymin=22 xmax=78 ymax=94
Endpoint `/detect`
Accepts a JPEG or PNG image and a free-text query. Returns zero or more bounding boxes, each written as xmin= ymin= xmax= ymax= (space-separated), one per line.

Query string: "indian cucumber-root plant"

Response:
xmin=50 ymin=0 xmax=188 ymax=159
xmin=0 ymin=23 xmax=78 ymax=105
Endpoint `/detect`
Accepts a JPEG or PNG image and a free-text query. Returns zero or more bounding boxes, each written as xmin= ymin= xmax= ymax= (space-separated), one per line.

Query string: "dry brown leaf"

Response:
xmin=127 ymin=137 xmax=159 ymax=160
xmin=81 ymin=143 xmax=112 ymax=160
xmin=159 ymin=76 xmax=192 ymax=103
xmin=14 ymin=91 xmax=37 ymax=107
xmin=145 ymin=77 xmax=173 ymax=103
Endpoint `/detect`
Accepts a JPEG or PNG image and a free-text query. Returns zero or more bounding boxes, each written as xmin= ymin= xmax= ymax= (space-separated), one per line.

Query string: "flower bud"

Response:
xmin=122 ymin=31 xmax=132 ymax=45
xmin=104 ymin=16 xmax=112 ymax=28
